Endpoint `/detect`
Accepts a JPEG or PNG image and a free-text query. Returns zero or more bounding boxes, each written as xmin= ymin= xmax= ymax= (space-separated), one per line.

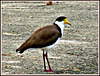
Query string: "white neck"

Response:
xmin=55 ymin=21 xmax=65 ymax=36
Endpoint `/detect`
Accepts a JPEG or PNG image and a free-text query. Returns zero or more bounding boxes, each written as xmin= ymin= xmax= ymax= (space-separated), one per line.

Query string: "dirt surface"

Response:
xmin=1 ymin=1 xmax=98 ymax=74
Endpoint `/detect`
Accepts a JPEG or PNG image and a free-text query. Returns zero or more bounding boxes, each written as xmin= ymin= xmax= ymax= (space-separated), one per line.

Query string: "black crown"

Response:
xmin=55 ymin=16 xmax=66 ymax=21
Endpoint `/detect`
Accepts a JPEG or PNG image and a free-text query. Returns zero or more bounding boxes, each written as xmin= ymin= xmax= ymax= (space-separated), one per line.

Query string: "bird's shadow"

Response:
xmin=55 ymin=70 xmax=65 ymax=74
xmin=43 ymin=70 xmax=66 ymax=74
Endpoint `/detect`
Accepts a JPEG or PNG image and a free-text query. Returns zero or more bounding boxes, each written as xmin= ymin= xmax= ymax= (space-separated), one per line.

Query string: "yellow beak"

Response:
xmin=64 ymin=18 xmax=71 ymax=25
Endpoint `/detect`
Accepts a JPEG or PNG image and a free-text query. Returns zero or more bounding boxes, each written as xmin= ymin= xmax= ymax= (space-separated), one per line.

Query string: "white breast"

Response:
xmin=55 ymin=21 xmax=65 ymax=36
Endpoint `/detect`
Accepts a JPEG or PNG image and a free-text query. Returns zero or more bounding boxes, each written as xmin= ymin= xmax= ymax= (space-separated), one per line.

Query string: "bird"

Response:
xmin=16 ymin=16 xmax=71 ymax=73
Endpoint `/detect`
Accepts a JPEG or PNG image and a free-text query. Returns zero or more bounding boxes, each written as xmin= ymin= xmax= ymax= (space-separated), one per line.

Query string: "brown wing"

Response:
xmin=18 ymin=25 xmax=60 ymax=51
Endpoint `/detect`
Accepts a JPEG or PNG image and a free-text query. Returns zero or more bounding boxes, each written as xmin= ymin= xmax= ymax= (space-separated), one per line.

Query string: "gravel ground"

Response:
xmin=1 ymin=1 xmax=98 ymax=75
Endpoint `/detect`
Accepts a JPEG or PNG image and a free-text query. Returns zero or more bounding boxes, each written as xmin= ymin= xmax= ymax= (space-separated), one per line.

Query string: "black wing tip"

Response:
xmin=16 ymin=49 xmax=24 ymax=54
xmin=16 ymin=49 xmax=19 ymax=52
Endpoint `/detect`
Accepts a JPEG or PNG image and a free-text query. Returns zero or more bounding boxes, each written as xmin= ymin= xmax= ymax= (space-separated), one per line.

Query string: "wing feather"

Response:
xmin=18 ymin=25 xmax=60 ymax=51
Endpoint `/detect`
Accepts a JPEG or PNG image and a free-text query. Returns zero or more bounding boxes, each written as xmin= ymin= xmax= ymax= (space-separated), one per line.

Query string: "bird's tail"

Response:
xmin=16 ymin=49 xmax=24 ymax=54
xmin=16 ymin=42 xmax=29 ymax=54
xmin=16 ymin=38 xmax=30 ymax=54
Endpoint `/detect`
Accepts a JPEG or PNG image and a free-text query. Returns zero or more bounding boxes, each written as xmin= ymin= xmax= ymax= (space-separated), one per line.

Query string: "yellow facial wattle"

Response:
xmin=64 ymin=18 xmax=71 ymax=25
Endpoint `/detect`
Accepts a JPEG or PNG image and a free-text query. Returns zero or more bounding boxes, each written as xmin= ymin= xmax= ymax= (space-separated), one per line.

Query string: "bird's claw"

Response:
xmin=44 ymin=69 xmax=56 ymax=73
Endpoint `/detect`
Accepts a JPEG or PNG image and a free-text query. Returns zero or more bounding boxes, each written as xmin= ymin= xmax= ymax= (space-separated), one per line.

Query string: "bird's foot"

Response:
xmin=44 ymin=69 xmax=56 ymax=73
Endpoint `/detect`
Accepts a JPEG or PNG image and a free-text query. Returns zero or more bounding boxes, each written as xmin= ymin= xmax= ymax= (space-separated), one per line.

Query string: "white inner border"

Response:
xmin=1 ymin=1 xmax=99 ymax=75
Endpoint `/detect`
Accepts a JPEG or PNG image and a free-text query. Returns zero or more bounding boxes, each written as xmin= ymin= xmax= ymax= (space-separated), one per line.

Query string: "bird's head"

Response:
xmin=55 ymin=16 xmax=71 ymax=26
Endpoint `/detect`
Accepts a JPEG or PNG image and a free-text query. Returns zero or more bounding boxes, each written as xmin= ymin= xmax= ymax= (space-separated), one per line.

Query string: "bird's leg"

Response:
xmin=43 ymin=50 xmax=55 ymax=73
xmin=45 ymin=52 xmax=55 ymax=73
xmin=43 ymin=50 xmax=46 ymax=71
